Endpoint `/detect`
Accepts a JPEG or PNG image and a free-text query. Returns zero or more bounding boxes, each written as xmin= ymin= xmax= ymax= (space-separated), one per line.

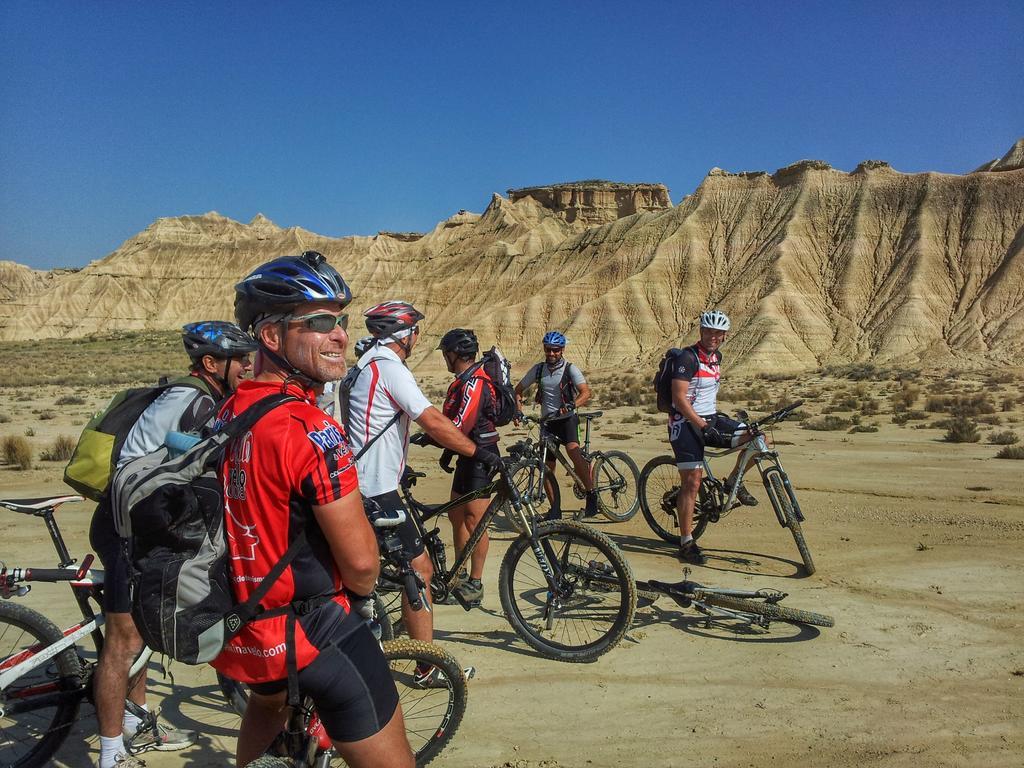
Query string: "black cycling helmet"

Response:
xmin=353 ymin=335 xmax=376 ymax=357
xmin=363 ymin=301 xmax=425 ymax=338
xmin=181 ymin=321 xmax=258 ymax=361
xmin=437 ymin=328 xmax=478 ymax=358
xmin=234 ymin=250 xmax=352 ymax=334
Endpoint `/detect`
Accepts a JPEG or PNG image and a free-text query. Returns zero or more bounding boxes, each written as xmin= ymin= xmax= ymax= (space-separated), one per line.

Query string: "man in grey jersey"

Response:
xmin=514 ymin=331 xmax=597 ymax=518
xmin=90 ymin=321 xmax=255 ymax=768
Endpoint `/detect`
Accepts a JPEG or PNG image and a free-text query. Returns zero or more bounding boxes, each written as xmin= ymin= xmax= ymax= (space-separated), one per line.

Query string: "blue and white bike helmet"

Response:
xmin=182 ymin=321 xmax=257 ymax=360
xmin=542 ymin=331 xmax=567 ymax=348
xmin=699 ymin=310 xmax=731 ymax=331
xmin=234 ymin=250 xmax=352 ymax=334
xmin=353 ymin=336 xmax=376 ymax=357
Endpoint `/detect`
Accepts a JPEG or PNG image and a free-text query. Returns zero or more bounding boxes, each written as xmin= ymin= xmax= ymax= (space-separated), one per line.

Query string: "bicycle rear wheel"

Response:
xmin=383 ymin=639 xmax=467 ymax=767
xmin=0 ymin=601 xmax=83 ymax=768
xmin=697 ymin=592 xmax=834 ymax=627
xmin=504 ymin=458 xmax=559 ymax=531
xmin=638 ymin=456 xmax=713 ymax=543
xmin=764 ymin=469 xmax=816 ymax=575
xmin=498 ymin=520 xmax=637 ymax=662
xmin=592 ymin=450 xmax=640 ymax=522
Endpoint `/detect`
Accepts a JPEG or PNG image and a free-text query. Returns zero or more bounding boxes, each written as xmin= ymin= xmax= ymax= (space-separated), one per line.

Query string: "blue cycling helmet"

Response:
xmin=182 ymin=321 xmax=257 ymax=361
xmin=542 ymin=331 xmax=567 ymax=348
xmin=234 ymin=250 xmax=352 ymax=333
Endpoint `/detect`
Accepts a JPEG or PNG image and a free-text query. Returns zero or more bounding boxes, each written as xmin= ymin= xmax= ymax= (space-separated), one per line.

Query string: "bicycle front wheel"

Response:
xmin=764 ymin=469 xmax=816 ymax=575
xmin=592 ymin=450 xmax=640 ymax=522
xmin=0 ymin=601 xmax=83 ymax=768
xmin=696 ymin=592 xmax=834 ymax=628
xmin=499 ymin=520 xmax=637 ymax=662
xmin=384 ymin=639 xmax=468 ymax=767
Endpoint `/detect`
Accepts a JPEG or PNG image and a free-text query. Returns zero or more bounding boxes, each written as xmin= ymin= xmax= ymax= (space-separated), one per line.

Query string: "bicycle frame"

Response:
xmin=702 ymin=433 xmax=801 ymax=528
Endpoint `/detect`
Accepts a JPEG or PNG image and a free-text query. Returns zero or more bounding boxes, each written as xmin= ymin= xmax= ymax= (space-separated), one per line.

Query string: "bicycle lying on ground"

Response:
xmin=638 ymin=401 xmax=817 ymax=575
xmin=394 ymin=455 xmax=637 ymax=662
xmin=506 ymin=411 xmax=640 ymax=523
xmin=0 ymin=494 xmax=170 ymax=768
xmin=635 ymin=572 xmax=834 ymax=629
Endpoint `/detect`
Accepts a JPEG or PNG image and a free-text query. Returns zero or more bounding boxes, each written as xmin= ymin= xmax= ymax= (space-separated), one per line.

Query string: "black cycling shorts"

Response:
xmin=452 ymin=444 xmax=500 ymax=495
xmin=668 ymin=413 xmax=746 ymax=470
xmin=88 ymin=500 xmax=132 ymax=614
xmin=543 ymin=413 xmax=580 ymax=447
xmin=368 ymin=490 xmax=425 ymax=559
xmin=248 ymin=623 xmax=399 ymax=743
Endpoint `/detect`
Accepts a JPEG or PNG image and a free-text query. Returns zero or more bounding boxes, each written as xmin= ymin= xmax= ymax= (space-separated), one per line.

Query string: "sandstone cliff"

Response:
xmin=508 ymin=182 xmax=672 ymax=226
xmin=2 ymin=144 xmax=1022 ymax=373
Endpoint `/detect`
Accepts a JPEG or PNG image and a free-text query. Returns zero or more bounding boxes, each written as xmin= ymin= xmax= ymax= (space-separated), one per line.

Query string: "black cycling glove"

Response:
xmin=410 ymin=432 xmax=438 ymax=448
xmin=701 ymin=423 xmax=725 ymax=446
xmin=472 ymin=446 xmax=502 ymax=473
xmin=439 ymin=448 xmax=455 ymax=474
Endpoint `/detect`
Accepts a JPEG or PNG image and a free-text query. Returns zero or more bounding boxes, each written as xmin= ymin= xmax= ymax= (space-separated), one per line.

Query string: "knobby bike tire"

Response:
xmin=638 ymin=456 xmax=713 ymax=543
xmin=243 ymin=755 xmax=290 ymax=768
xmin=383 ymin=639 xmax=468 ymax=767
xmin=0 ymin=601 xmax=83 ymax=768
xmin=218 ymin=595 xmax=396 ymax=718
xmin=695 ymin=592 xmax=834 ymax=628
xmin=765 ymin=470 xmax=816 ymax=575
xmin=592 ymin=450 xmax=641 ymax=522
xmin=498 ymin=520 xmax=637 ymax=662
xmin=504 ymin=458 xmax=560 ymax=532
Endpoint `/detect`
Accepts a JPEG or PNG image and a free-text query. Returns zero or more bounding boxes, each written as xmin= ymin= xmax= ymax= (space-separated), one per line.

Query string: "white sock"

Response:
xmin=680 ymin=534 xmax=694 ymax=546
xmin=122 ymin=703 xmax=148 ymax=735
xmin=99 ymin=735 xmax=126 ymax=768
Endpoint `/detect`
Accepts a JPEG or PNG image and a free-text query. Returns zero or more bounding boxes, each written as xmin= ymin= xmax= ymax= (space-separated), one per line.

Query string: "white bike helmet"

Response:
xmin=700 ymin=310 xmax=731 ymax=331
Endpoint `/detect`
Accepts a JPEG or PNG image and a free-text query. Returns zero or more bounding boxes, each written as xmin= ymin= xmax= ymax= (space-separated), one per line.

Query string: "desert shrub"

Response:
xmin=824 ymin=394 xmax=858 ymax=412
xmin=924 ymin=395 xmax=950 ymax=412
xmin=0 ymin=413 xmax=9 ymax=423
xmin=977 ymin=414 xmax=1002 ymax=425
xmin=645 ymin=416 xmax=662 ymax=426
xmin=730 ymin=386 xmax=769 ymax=404
xmin=15 ymin=393 xmax=32 ymax=402
xmin=987 ymin=430 xmax=1019 ymax=445
xmin=924 ymin=393 xmax=995 ymax=416
xmin=890 ymin=383 xmax=920 ymax=411
xmin=38 ymin=410 xmax=57 ymax=421
xmin=995 ymin=445 xmax=1024 ymax=459
xmin=892 ymin=410 xmax=927 ymax=425
xmin=756 ymin=371 xmax=799 ymax=382
xmin=820 ymin=363 xmax=889 ymax=381
xmin=2 ymin=435 xmax=33 ymax=470
xmin=1002 ymin=397 xmax=1016 ymax=412
xmin=39 ymin=434 xmax=76 ymax=462
xmin=860 ymin=397 xmax=880 ymax=415
xmin=848 ymin=424 xmax=879 ymax=433
xmin=986 ymin=371 xmax=1016 ymax=385
xmin=56 ymin=395 xmax=87 ymax=406
xmin=802 ymin=415 xmax=851 ymax=431
xmin=621 ymin=412 xmax=642 ymax=423
xmin=943 ymin=416 xmax=979 ymax=443
xmin=24 ymin=427 xmax=34 ymax=437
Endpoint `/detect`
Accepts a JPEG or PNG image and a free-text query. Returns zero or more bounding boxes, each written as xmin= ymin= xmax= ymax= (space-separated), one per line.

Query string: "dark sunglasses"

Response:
xmin=544 ymin=346 xmax=563 ymax=353
xmin=289 ymin=312 xmax=349 ymax=333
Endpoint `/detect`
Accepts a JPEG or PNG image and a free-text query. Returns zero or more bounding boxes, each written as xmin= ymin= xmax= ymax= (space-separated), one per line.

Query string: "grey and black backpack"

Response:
xmin=110 ymin=393 xmax=302 ymax=665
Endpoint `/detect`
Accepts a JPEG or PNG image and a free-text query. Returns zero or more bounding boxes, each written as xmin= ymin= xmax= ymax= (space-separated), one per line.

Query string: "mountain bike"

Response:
xmin=636 ymin=572 xmax=834 ymax=629
xmin=394 ymin=458 xmax=637 ymax=662
xmin=217 ymin=506 xmax=470 ymax=768
xmin=509 ymin=411 xmax=640 ymax=523
xmin=0 ymin=494 xmax=175 ymax=768
xmin=638 ymin=401 xmax=816 ymax=574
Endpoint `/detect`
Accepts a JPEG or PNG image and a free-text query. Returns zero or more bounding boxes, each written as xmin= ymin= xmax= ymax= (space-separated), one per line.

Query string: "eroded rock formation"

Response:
xmin=2 ymin=141 xmax=1022 ymax=373
xmin=508 ymin=181 xmax=672 ymax=226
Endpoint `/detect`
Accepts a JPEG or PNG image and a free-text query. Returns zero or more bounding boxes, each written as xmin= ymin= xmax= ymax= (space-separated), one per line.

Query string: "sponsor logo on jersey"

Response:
xmin=307 ymin=421 xmax=348 ymax=453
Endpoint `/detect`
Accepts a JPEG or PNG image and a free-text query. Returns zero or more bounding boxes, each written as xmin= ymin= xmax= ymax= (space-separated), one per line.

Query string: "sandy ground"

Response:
xmin=1 ymin=394 xmax=1022 ymax=768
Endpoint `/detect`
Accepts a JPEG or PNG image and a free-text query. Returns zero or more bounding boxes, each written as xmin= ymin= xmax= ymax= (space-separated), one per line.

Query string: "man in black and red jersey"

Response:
xmin=437 ymin=328 xmax=500 ymax=608
xmin=220 ymin=251 xmax=413 ymax=768
xmin=669 ymin=310 xmax=757 ymax=565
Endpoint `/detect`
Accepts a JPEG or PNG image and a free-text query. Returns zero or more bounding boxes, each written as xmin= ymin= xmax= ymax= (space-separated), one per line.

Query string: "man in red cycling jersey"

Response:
xmin=437 ymin=328 xmax=500 ymax=608
xmin=220 ymin=251 xmax=413 ymax=768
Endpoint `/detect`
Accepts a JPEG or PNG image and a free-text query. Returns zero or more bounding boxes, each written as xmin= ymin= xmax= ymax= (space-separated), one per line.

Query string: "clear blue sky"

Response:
xmin=2 ymin=1 xmax=1021 ymax=270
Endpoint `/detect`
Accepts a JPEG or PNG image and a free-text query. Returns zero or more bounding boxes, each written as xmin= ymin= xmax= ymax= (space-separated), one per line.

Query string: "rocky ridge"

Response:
xmin=2 ymin=140 xmax=1022 ymax=373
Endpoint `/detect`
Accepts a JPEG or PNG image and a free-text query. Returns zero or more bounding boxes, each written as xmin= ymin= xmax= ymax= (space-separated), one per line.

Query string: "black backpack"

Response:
xmin=460 ymin=346 xmax=517 ymax=427
xmin=64 ymin=376 xmax=212 ymax=500
xmin=653 ymin=348 xmax=690 ymax=413
xmin=109 ymin=394 xmax=302 ymax=666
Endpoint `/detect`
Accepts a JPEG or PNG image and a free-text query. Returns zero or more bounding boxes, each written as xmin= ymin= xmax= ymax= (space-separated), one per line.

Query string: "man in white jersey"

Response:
xmin=346 ymin=301 xmax=498 ymax=685
xmin=90 ymin=321 xmax=255 ymax=768
xmin=668 ymin=310 xmax=757 ymax=565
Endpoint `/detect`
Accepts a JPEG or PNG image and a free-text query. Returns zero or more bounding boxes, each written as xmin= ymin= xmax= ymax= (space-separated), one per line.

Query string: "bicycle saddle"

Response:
xmin=578 ymin=411 xmax=603 ymax=419
xmin=1 ymin=495 xmax=85 ymax=514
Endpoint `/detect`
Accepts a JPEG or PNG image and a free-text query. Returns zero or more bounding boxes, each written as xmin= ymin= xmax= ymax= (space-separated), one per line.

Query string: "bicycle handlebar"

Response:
xmin=747 ymin=401 xmax=804 ymax=432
